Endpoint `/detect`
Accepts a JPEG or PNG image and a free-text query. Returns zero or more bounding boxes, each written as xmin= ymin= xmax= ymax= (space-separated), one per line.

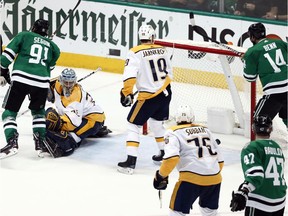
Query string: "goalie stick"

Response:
xmin=17 ymin=67 xmax=102 ymax=117
xmin=189 ymin=12 xmax=244 ymax=57
xmin=49 ymin=0 xmax=81 ymax=39
xmin=159 ymin=190 xmax=163 ymax=208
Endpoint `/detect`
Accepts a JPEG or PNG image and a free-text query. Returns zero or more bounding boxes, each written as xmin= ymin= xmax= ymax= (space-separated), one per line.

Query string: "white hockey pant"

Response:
xmin=149 ymin=118 xmax=165 ymax=150
xmin=126 ymin=122 xmax=141 ymax=157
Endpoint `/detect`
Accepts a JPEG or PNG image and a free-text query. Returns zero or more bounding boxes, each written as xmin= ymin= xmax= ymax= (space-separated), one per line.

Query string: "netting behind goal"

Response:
xmin=152 ymin=39 xmax=287 ymax=144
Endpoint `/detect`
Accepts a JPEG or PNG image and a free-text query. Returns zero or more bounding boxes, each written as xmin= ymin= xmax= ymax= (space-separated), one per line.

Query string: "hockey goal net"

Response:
xmin=147 ymin=39 xmax=287 ymax=144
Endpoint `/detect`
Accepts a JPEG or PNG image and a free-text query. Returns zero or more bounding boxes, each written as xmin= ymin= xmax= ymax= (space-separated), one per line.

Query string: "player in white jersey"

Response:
xmin=117 ymin=24 xmax=173 ymax=174
xmin=153 ymin=105 xmax=224 ymax=216
xmin=44 ymin=68 xmax=107 ymax=157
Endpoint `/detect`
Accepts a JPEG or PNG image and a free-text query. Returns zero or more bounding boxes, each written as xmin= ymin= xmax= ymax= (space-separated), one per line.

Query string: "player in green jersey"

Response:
xmin=243 ymin=23 xmax=287 ymax=129
xmin=230 ymin=115 xmax=287 ymax=215
xmin=0 ymin=19 xmax=60 ymax=159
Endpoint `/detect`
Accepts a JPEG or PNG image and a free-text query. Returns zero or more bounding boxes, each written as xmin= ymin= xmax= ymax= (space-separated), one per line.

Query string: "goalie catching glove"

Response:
xmin=45 ymin=107 xmax=63 ymax=131
xmin=230 ymin=182 xmax=250 ymax=212
xmin=120 ymin=89 xmax=134 ymax=107
xmin=153 ymin=170 xmax=168 ymax=190
xmin=0 ymin=67 xmax=11 ymax=87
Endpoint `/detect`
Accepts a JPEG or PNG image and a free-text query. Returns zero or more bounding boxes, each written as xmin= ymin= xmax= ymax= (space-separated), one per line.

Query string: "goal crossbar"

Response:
xmin=154 ymin=39 xmax=247 ymax=57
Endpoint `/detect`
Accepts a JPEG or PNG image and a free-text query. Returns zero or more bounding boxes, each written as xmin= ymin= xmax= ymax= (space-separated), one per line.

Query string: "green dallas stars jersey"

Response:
xmin=241 ymin=139 xmax=287 ymax=212
xmin=0 ymin=31 xmax=60 ymax=88
xmin=243 ymin=38 xmax=287 ymax=95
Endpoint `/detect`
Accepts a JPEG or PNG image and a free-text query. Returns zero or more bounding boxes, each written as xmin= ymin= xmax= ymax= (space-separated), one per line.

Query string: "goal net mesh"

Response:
xmin=154 ymin=39 xmax=287 ymax=145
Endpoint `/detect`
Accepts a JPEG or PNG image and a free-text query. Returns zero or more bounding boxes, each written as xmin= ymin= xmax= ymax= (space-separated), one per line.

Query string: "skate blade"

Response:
xmin=0 ymin=148 xmax=18 ymax=159
xmin=37 ymin=150 xmax=45 ymax=158
xmin=153 ymin=160 xmax=162 ymax=166
xmin=117 ymin=166 xmax=134 ymax=175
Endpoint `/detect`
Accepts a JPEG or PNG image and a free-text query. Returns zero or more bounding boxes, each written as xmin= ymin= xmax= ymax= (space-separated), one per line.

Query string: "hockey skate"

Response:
xmin=33 ymin=132 xmax=48 ymax=158
xmin=0 ymin=132 xmax=19 ymax=159
xmin=152 ymin=150 xmax=165 ymax=165
xmin=117 ymin=155 xmax=137 ymax=175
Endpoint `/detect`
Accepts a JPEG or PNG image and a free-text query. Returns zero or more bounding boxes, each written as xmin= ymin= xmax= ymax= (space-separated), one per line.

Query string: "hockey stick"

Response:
xmin=189 ymin=12 xmax=244 ymax=57
xmin=77 ymin=67 xmax=101 ymax=82
xmin=159 ymin=190 xmax=163 ymax=208
xmin=17 ymin=67 xmax=101 ymax=117
xmin=49 ymin=0 xmax=81 ymax=39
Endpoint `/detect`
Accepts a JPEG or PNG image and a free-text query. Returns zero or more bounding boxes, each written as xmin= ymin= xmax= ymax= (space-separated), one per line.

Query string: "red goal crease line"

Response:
xmin=154 ymin=39 xmax=245 ymax=57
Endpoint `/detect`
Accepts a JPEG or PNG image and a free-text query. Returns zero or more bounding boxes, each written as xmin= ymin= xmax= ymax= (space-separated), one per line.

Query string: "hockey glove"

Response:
xmin=47 ymin=86 xmax=55 ymax=103
xmin=153 ymin=170 xmax=168 ymax=190
xmin=0 ymin=67 xmax=11 ymax=86
xmin=45 ymin=107 xmax=63 ymax=131
xmin=230 ymin=182 xmax=249 ymax=212
xmin=47 ymin=78 xmax=57 ymax=103
xmin=120 ymin=90 xmax=134 ymax=107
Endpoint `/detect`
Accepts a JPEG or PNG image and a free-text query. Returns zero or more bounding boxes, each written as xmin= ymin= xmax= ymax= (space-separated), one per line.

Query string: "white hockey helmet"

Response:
xmin=175 ymin=105 xmax=195 ymax=124
xmin=138 ymin=24 xmax=156 ymax=41
xmin=59 ymin=68 xmax=77 ymax=97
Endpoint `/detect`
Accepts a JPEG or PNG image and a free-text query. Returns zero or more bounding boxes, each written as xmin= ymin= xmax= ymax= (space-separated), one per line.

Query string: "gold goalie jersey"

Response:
xmin=53 ymin=80 xmax=105 ymax=131
xmin=122 ymin=44 xmax=173 ymax=100
xmin=160 ymin=124 xmax=224 ymax=186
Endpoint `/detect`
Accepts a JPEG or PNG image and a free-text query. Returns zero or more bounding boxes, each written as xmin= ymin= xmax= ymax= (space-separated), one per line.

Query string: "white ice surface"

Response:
xmin=0 ymin=66 xmax=287 ymax=216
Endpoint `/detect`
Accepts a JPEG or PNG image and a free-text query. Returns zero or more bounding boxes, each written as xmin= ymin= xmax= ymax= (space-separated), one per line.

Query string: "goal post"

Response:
xmin=145 ymin=39 xmax=257 ymax=139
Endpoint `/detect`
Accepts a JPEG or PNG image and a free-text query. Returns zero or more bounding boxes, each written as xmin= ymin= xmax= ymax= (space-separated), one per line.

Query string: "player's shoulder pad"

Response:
xmin=130 ymin=44 xmax=163 ymax=53
xmin=169 ymin=123 xmax=191 ymax=132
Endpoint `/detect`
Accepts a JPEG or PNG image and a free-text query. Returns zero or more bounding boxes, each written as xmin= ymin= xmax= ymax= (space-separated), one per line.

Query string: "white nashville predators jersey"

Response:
xmin=54 ymin=81 xmax=105 ymax=131
xmin=162 ymin=123 xmax=224 ymax=186
xmin=123 ymin=44 xmax=173 ymax=100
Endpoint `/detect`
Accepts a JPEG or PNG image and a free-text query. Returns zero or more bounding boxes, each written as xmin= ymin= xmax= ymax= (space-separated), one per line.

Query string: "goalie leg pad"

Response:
xmin=46 ymin=130 xmax=78 ymax=157
xmin=43 ymin=136 xmax=63 ymax=158
xmin=45 ymin=107 xmax=63 ymax=131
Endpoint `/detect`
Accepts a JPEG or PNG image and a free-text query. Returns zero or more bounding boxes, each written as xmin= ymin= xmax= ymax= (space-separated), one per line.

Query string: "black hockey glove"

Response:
xmin=230 ymin=182 xmax=249 ymax=212
xmin=153 ymin=170 xmax=168 ymax=190
xmin=0 ymin=67 xmax=11 ymax=86
xmin=47 ymin=86 xmax=55 ymax=103
xmin=120 ymin=90 xmax=134 ymax=107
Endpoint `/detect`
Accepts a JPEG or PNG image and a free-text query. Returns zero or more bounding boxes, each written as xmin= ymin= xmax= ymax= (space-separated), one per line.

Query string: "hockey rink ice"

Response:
xmin=0 ymin=66 xmax=287 ymax=216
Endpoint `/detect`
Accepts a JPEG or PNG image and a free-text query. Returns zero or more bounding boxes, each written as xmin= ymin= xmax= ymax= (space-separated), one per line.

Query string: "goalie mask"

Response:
xmin=59 ymin=68 xmax=77 ymax=97
xmin=138 ymin=24 xmax=156 ymax=42
xmin=176 ymin=105 xmax=195 ymax=124
xmin=252 ymin=115 xmax=272 ymax=136
xmin=32 ymin=19 xmax=49 ymax=37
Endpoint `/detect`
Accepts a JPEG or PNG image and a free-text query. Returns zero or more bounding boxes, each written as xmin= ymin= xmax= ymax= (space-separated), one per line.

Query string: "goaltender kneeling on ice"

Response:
xmin=44 ymin=68 xmax=111 ymax=158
